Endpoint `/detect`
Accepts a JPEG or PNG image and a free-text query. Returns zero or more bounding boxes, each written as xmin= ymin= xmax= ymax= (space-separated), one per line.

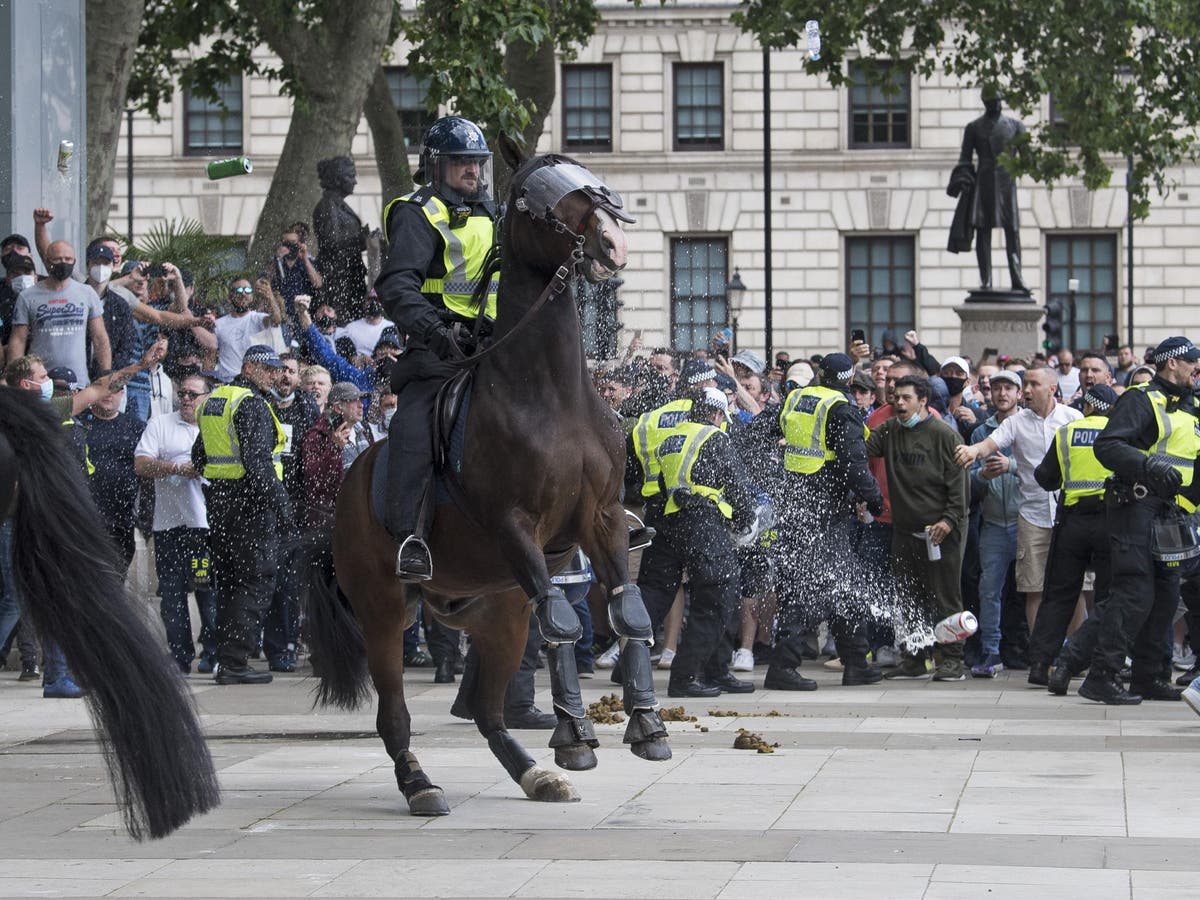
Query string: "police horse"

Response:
xmin=306 ymin=140 xmax=671 ymax=815
xmin=0 ymin=388 xmax=219 ymax=840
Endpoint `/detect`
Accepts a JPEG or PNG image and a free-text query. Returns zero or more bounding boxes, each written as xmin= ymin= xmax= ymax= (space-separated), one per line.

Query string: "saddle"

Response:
xmin=433 ymin=368 xmax=474 ymax=474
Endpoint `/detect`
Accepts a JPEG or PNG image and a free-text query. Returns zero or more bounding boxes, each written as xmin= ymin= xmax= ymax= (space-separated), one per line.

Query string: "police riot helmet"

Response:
xmin=415 ymin=116 xmax=493 ymax=203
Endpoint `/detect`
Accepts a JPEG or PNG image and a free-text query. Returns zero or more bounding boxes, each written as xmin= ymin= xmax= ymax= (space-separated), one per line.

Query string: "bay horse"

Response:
xmin=0 ymin=387 xmax=219 ymax=839
xmin=307 ymin=139 xmax=671 ymax=815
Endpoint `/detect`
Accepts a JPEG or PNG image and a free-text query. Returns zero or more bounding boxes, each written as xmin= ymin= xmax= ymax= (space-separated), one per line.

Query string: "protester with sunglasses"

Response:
xmin=213 ymin=276 xmax=286 ymax=383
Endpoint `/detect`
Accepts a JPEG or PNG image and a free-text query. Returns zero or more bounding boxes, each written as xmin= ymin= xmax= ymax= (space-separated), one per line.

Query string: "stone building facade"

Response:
xmin=110 ymin=0 xmax=1200 ymax=361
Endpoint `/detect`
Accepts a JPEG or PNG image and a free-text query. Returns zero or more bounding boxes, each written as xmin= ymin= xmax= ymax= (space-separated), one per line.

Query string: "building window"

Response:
xmin=576 ymin=274 xmax=623 ymax=359
xmin=563 ymin=65 xmax=612 ymax=152
xmin=848 ymin=60 xmax=910 ymax=149
xmin=384 ymin=67 xmax=436 ymax=150
xmin=846 ymin=235 xmax=915 ymax=350
xmin=183 ymin=77 xmax=243 ymax=156
xmin=674 ymin=63 xmax=723 ymax=151
xmin=671 ymin=238 xmax=728 ymax=351
xmin=1047 ymin=234 xmax=1118 ymax=352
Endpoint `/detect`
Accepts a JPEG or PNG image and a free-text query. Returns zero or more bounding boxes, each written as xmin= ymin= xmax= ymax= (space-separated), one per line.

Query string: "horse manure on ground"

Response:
xmin=586 ymin=693 xmax=626 ymax=724
xmin=733 ymin=728 xmax=780 ymax=754
xmin=658 ymin=706 xmax=698 ymax=722
xmin=708 ymin=709 xmax=739 ymax=717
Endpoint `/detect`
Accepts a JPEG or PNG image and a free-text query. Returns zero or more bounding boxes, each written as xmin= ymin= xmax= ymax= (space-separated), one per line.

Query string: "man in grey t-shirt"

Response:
xmin=8 ymin=240 xmax=110 ymax=385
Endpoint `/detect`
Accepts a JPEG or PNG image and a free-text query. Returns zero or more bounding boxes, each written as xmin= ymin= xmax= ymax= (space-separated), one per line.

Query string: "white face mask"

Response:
xmin=89 ymin=265 xmax=112 ymax=284
xmin=12 ymin=274 xmax=34 ymax=292
xmin=383 ymin=408 xmax=396 ymax=428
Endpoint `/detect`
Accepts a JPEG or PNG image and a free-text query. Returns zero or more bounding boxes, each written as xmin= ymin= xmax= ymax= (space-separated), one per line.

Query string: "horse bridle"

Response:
xmin=453 ymin=159 xmax=634 ymax=369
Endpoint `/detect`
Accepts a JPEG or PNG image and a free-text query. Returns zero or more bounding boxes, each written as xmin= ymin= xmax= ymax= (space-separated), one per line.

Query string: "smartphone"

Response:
xmin=851 ymin=328 xmax=866 ymax=344
xmin=146 ymin=263 xmax=166 ymax=278
xmin=328 ymin=412 xmax=345 ymax=430
xmin=981 ymin=347 xmax=999 ymax=362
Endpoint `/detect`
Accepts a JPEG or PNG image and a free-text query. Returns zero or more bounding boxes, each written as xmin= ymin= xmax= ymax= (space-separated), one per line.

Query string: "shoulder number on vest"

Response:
xmin=659 ymin=434 xmax=687 ymax=456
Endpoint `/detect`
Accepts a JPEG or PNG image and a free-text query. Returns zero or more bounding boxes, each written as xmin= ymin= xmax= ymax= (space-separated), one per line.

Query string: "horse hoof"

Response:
xmin=406 ymin=787 xmax=451 ymax=816
xmin=631 ymin=737 xmax=673 ymax=762
xmin=520 ymin=766 xmax=580 ymax=803
xmin=554 ymin=743 xmax=599 ymax=772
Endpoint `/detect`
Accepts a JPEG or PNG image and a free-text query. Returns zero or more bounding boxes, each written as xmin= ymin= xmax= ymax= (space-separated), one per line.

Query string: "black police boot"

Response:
xmin=667 ymin=675 xmax=722 ymax=698
xmin=1078 ymin=670 xmax=1142 ymax=705
xmin=504 ymin=706 xmax=558 ymax=729
xmin=434 ymin=658 xmax=455 ymax=684
xmin=842 ymin=664 xmax=884 ymax=686
xmin=708 ymin=671 xmax=755 ymax=694
xmin=762 ymin=665 xmax=818 ymax=691
xmin=1027 ymin=661 xmax=1050 ymax=687
xmin=1047 ymin=660 xmax=1073 ymax=696
xmin=1176 ymin=663 xmax=1200 ymax=687
xmin=1129 ymin=677 xmax=1184 ymax=701
xmin=395 ymin=534 xmax=433 ymax=581
xmin=215 ymin=663 xmax=273 ymax=685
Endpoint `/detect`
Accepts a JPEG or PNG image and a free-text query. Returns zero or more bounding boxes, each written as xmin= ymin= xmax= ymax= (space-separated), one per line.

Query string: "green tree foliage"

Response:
xmin=734 ymin=0 xmax=1200 ymax=217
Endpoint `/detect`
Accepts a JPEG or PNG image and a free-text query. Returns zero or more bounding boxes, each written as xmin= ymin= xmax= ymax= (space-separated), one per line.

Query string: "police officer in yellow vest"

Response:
xmin=1077 ymin=337 xmax=1200 ymax=704
xmin=192 ymin=344 xmax=293 ymax=685
xmin=1032 ymin=384 xmax=1118 ymax=695
xmin=637 ymin=387 xmax=759 ymax=698
xmin=767 ymin=352 xmax=884 ymax=691
xmin=375 ymin=116 xmax=499 ymax=580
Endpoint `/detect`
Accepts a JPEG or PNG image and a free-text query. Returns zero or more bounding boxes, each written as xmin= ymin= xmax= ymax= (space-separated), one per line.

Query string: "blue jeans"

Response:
xmin=125 ymin=381 xmax=151 ymax=422
xmin=978 ymin=520 xmax=1018 ymax=657
xmin=0 ymin=521 xmax=22 ymax=651
xmin=264 ymin=540 xmax=301 ymax=662
xmin=154 ymin=527 xmax=217 ymax=668
xmin=566 ymin=581 xmax=595 ymax=670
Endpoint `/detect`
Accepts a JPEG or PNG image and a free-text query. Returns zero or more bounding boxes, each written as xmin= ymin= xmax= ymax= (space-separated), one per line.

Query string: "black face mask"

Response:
xmin=943 ymin=377 xmax=967 ymax=397
xmin=48 ymin=262 xmax=73 ymax=281
xmin=1 ymin=251 xmax=23 ymax=271
xmin=315 ymin=316 xmax=337 ymax=331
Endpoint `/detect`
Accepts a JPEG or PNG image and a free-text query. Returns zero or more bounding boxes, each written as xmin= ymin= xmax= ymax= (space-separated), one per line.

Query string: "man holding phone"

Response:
xmin=272 ymin=226 xmax=324 ymax=317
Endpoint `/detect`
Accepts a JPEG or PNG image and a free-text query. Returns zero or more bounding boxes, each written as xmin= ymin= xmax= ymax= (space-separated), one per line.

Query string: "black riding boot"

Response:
xmin=386 ymin=368 xmax=441 ymax=581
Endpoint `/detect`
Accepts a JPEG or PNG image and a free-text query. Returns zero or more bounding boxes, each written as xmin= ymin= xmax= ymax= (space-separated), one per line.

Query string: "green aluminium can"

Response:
xmin=206 ymin=156 xmax=253 ymax=179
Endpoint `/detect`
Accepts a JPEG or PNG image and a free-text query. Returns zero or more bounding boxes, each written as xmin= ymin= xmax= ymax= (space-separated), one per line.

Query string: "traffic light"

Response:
xmin=1042 ymin=299 xmax=1065 ymax=353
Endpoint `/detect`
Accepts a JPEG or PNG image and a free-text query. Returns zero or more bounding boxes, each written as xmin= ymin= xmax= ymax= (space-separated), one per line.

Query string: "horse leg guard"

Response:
xmin=544 ymin=642 xmax=598 ymax=771
xmin=395 ymin=750 xmax=449 ymax=817
xmin=618 ymin=638 xmax=658 ymax=715
xmin=607 ymin=583 xmax=653 ymax=642
xmin=545 ymin=642 xmax=587 ymax=720
xmin=532 ymin=587 xmax=583 ymax=645
xmin=624 ymin=709 xmax=672 ymax=762
xmin=487 ymin=729 xmax=537 ymax=784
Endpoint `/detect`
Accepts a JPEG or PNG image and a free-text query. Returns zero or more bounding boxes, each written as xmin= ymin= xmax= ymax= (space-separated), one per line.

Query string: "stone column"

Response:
xmin=954 ymin=290 xmax=1045 ymax=362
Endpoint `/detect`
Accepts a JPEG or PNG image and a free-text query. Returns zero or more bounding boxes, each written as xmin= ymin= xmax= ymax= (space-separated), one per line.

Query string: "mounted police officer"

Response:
xmin=1077 ymin=337 xmax=1200 ymax=704
xmin=192 ymin=344 xmax=294 ymax=685
xmin=637 ymin=387 xmax=759 ymax=697
xmin=768 ymin=352 xmax=884 ymax=690
xmin=1031 ymin=384 xmax=1118 ymax=695
xmin=375 ymin=116 xmax=499 ymax=580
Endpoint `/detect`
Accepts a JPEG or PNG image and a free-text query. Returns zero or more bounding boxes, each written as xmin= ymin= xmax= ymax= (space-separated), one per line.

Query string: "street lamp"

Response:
xmin=727 ymin=268 xmax=748 ymax=352
xmin=1067 ymin=276 xmax=1079 ymax=353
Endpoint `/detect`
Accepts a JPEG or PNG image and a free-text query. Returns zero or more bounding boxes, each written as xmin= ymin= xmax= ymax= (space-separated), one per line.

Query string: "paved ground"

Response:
xmin=1 ymin=660 xmax=1198 ymax=899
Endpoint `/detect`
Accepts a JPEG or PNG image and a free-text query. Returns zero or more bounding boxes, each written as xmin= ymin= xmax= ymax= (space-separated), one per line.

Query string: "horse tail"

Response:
xmin=300 ymin=527 xmax=371 ymax=710
xmin=0 ymin=388 xmax=219 ymax=841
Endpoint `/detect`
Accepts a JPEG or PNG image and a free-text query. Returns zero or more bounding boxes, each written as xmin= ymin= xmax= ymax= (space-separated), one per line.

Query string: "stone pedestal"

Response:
xmin=954 ymin=290 xmax=1044 ymax=362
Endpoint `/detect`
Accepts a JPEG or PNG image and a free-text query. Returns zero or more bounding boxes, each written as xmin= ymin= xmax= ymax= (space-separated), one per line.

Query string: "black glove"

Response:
xmin=1143 ymin=456 xmax=1183 ymax=498
xmin=866 ymin=495 xmax=885 ymax=517
xmin=425 ymin=325 xmax=458 ymax=360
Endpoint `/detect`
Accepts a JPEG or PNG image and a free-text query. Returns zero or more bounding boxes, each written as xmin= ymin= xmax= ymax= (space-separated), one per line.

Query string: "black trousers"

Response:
xmin=207 ymin=486 xmax=280 ymax=669
xmin=386 ymin=348 xmax=455 ymax=539
xmin=1028 ymin=501 xmax=1110 ymax=668
xmin=1090 ymin=493 xmax=1178 ymax=681
xmin=638 ymin=506 xmax=740 ymax=682
xmin=892 ymin=525 xmax=966 ymax=660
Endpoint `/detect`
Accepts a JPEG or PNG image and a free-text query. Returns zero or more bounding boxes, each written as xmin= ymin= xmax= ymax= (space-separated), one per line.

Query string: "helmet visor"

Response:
xmin=434 ymin=154 xmax=493 ymax=203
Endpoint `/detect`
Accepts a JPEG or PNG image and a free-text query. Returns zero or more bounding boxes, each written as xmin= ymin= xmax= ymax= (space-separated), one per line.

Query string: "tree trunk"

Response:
xmin=363 ymin=64 xmax=413 ymax=215
xmin=242 ymin=0 xmax=394 ymax=274
xmin=497 ymin=33 xmax=558 ymax=198
xmin=85 ymin=0 xmax=146 ymax=238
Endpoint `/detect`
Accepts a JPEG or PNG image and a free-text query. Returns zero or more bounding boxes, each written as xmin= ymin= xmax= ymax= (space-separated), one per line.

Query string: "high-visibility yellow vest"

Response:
xmin=631 ymin=399 xmax=693 ymax=498
xmin=383 ymin=190 xmax=498 ymax=320
xmin=1054 ymin=415 xmax=1110 ymax=506
xmin=780 ymin=385 xmax=865 ymax=474
xmin=62 ymin=418 xmax=94 ymax=476
xmin=656 ymin=421 xmax=733 ymax=519
xmin=197 ymin=385 xmax=286 ymax=481
xmin=1139 ymin=385 xmax=1200 ymax=494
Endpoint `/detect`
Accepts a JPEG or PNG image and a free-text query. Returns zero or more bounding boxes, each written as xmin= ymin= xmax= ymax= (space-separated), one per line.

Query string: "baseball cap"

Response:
xmin=940 ymin=355 xmax=970 ymax=375
xmin=1149 ymin=336 xmax=1200 ymax=364
xmin=328 ymin=381 xmax=369 ymax=404
xmin=850 ymin=370 xmax=876 ymax=393
xmin=86 ymin=244 xmax=115 ymax=263
xmin=46 ymin=366 xmax=81 ymax=391
xmin=990 ymin=370 xmax=1023 ymax=388
xmin=730 ymin=350 xmax=767 ymax=376
xmin=242 ymin=344 xmax=285 ymax=368
xmin=1 ymin=233 xmax=30 ymax=252
xmin=374 ymin=332 xmax=402 ymax=351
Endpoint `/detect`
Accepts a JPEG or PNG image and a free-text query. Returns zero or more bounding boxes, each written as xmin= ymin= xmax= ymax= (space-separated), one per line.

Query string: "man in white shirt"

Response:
xmin=955 ymin=365 xmax=1082 ymax=683
xmin=133 ymin=373 xmax=218 ymax=674
xmin=1056 ymin=349 xmax=1081 ymax=400
xmin=213 ymin=277 xmax=285 ymax=382
xmin=340 ymin=295 xmax=392 ymax=358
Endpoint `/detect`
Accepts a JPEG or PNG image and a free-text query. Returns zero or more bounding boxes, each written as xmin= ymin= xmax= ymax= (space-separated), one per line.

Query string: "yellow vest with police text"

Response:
xmin=1054 ymin=415 xmax=1111 ymax=506
xmin=632 ymin=399 xmax=693 ymax=498
xmin=197 ymin=385 xmax=286 ymax=481
xmin=657 ymin=422 xmax=734 ymax=518
xmin=780 ymin=385 xmax=865 ymax=474
xmin=383 ymin=191 xmax=498 ymax=320
xmin=1139 ymin=385 xmax=1200 ymax=496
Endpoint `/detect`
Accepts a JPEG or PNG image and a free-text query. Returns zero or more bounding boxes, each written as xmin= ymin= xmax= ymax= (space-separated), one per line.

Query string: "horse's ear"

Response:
xmin=497 ymin=132 xmax=526 ymax=172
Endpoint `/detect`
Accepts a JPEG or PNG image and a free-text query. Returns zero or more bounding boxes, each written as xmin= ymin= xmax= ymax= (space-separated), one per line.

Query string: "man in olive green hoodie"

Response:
xmin=866 ymin=374 xmax=970 ymax=681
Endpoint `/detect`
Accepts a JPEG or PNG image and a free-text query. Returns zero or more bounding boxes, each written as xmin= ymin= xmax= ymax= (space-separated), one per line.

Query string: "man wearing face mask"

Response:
xmin=1 ymin=252 xmax=37 ymax=355
xmin=8 ymin=241 xmax=110 ymax=385
xmin=941 ymin=356 xmax=984 ymax=440
xmin=84 ymin=244 xmax=140 ymax=390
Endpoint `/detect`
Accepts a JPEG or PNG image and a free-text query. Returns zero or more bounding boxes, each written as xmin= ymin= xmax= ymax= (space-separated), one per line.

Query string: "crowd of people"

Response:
xmin=1 ymin=113 xmax=1198 ymax=723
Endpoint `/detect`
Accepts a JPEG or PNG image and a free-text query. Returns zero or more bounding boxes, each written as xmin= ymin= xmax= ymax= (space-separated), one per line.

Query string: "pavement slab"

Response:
xmin=0 ymin=661 xmax=1198 ymax=897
